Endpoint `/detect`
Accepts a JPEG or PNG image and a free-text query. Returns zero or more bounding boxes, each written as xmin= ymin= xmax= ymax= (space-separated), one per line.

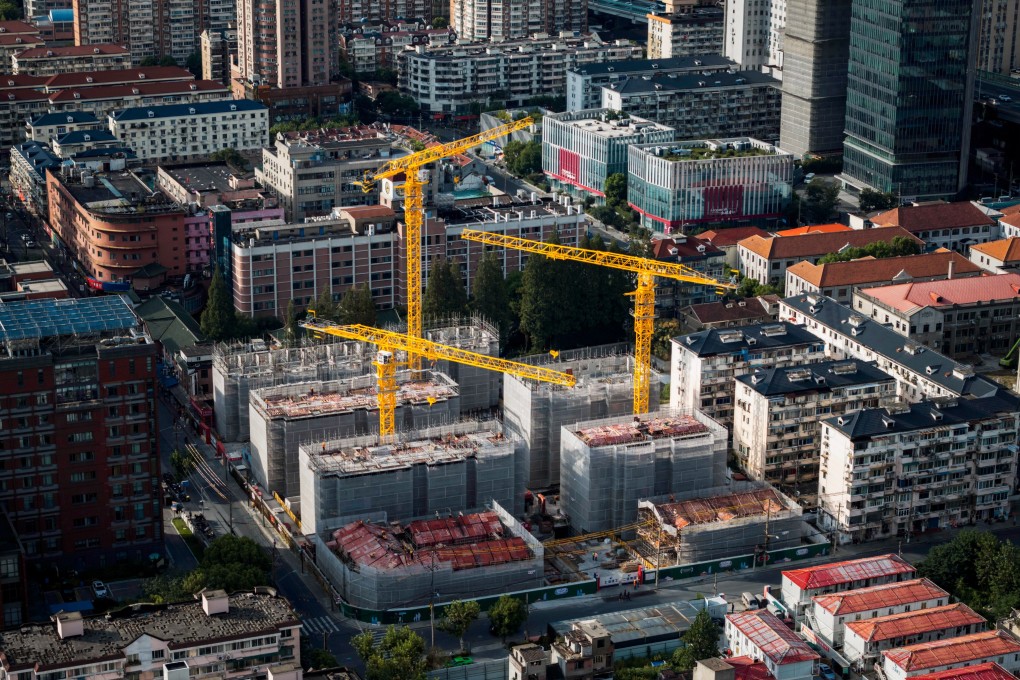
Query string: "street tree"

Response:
xmin=671 ymin=609 xmax=720 ymax=670
xmin=170 ymin=449 xmax=195 ymax=480
xmin=200 ymin=266 xmax=233 ymax=341
xmin=918 ymin=529 xmax=1020 ymax=620
xmin=604 ymin=172 xmax=628 ymax=209
xmin=353 ymin=625 xmax=428 ymax=680
xmin=503 ymin=140 xmax=541 ymax=177
xmin=284 ymin=299 xmax=299 ymax=346
xmin=439 ymin=600 xmax=480 ymax=651
xmin=488 ymin=595 xmax=527 ymax=642
xmin=180 ymin=535 xmax=272 ymax=593
xmin=471 ymin=252 xmax=511 ymax=348
xmin=423 ymin=257 xmax=468 ymax=320
xmin=858 ymin=188 xmax=898 ymax=214
xmin=314 ymin=287 xmax=337 ymax=322
xmin=802 ymin=178 xmax=840 ymax=223
xmin=338 ymin=284 xmax=378 ymax=326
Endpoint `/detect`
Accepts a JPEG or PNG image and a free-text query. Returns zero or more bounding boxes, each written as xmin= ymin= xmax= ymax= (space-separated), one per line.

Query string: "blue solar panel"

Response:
xmin=0 ymin=296 xmax=139 ymax=342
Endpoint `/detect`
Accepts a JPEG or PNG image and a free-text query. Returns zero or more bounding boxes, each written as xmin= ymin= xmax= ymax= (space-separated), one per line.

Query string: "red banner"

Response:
xmin=558 ymin=148 xmax=580 ymax=182
xmin=703 ymin=185 xmax=745 ymax=218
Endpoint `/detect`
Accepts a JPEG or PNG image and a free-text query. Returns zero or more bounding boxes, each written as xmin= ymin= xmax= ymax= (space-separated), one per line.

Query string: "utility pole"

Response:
xmin=654 ymin=523 xmax=662 ymax=590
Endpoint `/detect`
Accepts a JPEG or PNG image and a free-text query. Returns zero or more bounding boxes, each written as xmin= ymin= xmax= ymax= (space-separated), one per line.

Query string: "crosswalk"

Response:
xmin=301 ymin=616 xmax=341 ymax=636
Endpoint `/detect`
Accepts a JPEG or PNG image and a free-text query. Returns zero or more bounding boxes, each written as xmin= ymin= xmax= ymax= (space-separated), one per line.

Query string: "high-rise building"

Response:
xmin=452 ymin=0 xmax=586 ymax=42
xmin=841 ymin=0 xmax=981 ymax=201
xmin=235 ymin=0 xmax=339 ymax=89
xmin=73 ymin=0 xmax=157 ymax=64
xmin=723 ymin=0 xmax=786 ymax=76
xmin=976 ymin=0 xmax=1020 ymax=74
xmin=778 ymin=0 xmax=853 ymax=159
xmin=200 ymin=27 xmax=237 ymax=86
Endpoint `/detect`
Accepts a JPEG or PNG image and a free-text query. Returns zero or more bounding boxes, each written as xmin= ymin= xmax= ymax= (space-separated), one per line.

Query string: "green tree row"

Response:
xmin=143 ymin=535 xmax=271 ymax=602
xmin=815 ymin=235 xmax=921 ymax=264
xmin=918 ymin=529 xmax=1020 ymax=621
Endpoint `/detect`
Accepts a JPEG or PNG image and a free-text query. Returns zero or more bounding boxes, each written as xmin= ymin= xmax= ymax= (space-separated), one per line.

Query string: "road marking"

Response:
xmin=301 ymin=616 xmax=340 ymax=635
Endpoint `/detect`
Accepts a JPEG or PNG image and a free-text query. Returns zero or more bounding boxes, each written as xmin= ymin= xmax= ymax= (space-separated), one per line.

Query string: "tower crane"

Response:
xmin=356 ymin=116 xmax=536 ymax=369
xmin=457 ymin=229 xmax=736 ymax=415
xmin=300 ymin=318 xmax=575 ymax=438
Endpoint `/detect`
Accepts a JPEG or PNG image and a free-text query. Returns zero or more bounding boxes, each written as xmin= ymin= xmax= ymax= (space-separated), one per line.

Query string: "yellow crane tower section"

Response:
xmin=300 ymin=319 xmax=575 ymax=438
xmin=356 ymin=117 xmax=535 ymax=369
xmin=457 ymin=229 xmax=737 ymax=415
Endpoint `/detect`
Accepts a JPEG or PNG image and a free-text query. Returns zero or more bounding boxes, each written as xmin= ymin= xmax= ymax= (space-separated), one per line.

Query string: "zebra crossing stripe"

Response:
xmin=301 ymin=616 xmax=340 ymax=634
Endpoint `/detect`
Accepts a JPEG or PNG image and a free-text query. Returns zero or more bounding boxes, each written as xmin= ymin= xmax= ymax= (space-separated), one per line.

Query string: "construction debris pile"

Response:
xmin=576 ymin=415 xmax=709 ymax=447
xmin=260 ymin=381 xmax=457 ymax=418
xmin=653 ymin=488 xmax=786 ymax=529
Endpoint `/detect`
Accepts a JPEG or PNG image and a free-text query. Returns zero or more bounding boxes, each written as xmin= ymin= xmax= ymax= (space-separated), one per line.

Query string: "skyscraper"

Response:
xmin=841 ymin=0 xmax=981 ymax=200
xmin=235 ymin=0 xmax=339 ymax=89
xmin=779 ymin=0 xmax=853 ymax=159
xmin=452 ymin=0 xmax=586 ymax=42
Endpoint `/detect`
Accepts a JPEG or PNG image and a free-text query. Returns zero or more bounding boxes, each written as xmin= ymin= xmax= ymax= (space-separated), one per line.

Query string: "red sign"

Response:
xmin=558 ymin=148 xmax=580 ymax=182
xmin=703 ymin=185 xmax=745 ymax=218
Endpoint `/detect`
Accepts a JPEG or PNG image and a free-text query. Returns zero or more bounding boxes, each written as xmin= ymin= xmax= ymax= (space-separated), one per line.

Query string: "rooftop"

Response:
xmin=738 ymin=360 xmax=894 ymax=397
xmin=255 ymin=376 xmax=456 ymax=420
xmin=135 ymin=295 xmax=205 ymax=357
xmin=0 ymin=296 xmax=140 ymax=342
xmin=606 ymin=70 xmax=778 ymax=95
xmin=29 ymin=110 xmax=100 ymax=126
xmin=652 ymin=235 xmax=722 ymax=259
xmin=42 ymin=66 xmax=195 ymax=89
xmin=786 ymin=250 xmax=981 ymax=288
xmin=0 ymin=20 xmax=42 ymax=34
xmin=812 ymin=578 xmax=946 ymax=615
xmin=674 ymin=321 xmax=822 ymax=357
xmin=727 ymin=656 xmax=774 ymax=680
xmin=55 ymin=130 xmax=117 ymax=145
xmin=574 ymin=414 xmax=709 ymax=446
xmin=111 ymin=99 xmax=266 ymax=122
xmin=551 ymin=599 xmax=718 ymax=647
xmin=410 ymin=34 xmax=639 ymax=60
xmin=871 ymin=201 xmax=995 ymax=233
xmin=12 ymin=140 xmax=59 ymax=174
xmin=651 ymin=487 xmax=786 ymax=529
xmin=738 ymin=227 xmax=921 ymax=260
xmin=783 ymin=553 xmax=915 ymax=591
xmin=164 ymin=164 xmax=245 ymax=196
xmin=857 ymin=272 xmax=1020 ymax=312
xmin=700 ymin=226 xmax=771 ymax=247
xmin=552 ymin=110 xmax=674 ymax=139
xmin=637 ymin=138 xmax=783 ymax=162
xmin=726 ymin=609 xmax=819 ymax=665
xmin=844 ymin=603 xmax=985 ymax=643
xmin=60 ymin=170 xmax=183 ymax=216
xmin=910 ymin=663 xmax=1016 ymax=680
xmin=570 ymin=54 xmax=733 ymax=76
xmin=0 ymin=591 xmax=300 ymax=671
xmin=970 ymin=237 xmax=1020 ymax=263
xmin=774 ymin=223 xmax=853 ymax=237
xmin=683 ymin=297 xmax=775 ymax=326
xmin=882 ymin=630 xmax=1020 ymax=672
xmin=47 ymin=79 xmax=228 ymax=104
xmin=13 ymin=44 xmax=130 ymax=59
xmin=781 ymin=294 xmax=1004 ymax=398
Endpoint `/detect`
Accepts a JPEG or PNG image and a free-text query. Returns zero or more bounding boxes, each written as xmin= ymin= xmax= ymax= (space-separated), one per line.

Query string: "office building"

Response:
xmin=453 ymin=0 xmax=586 ymax=42
xmin=566 ymin=55 xmax=734 ymax=112
xmin=780 ymin=553 xmax=917 ymax=621
xmin=723 ymin=0 xmax=786 ymax=75
xmin=724 ymin=610 xmax=818 ymax=680
xmin=843 ymin=603 xmax=985 ymax=666
xmin=779 ymin=0 xmax=853 ymax=159
xmin=869 ymin=201 xmax=998 ymax=252
xmin=882 ymin=632 xmax=1020 ymax=680
xmin=646 ymin=5 xmax=724 ymax=60
xmin=627 ymin=138 xmax=793 ymax=233
xmin=0 ymin=296 xmax=161 ymax=568
xmin=200 ymin=27 xmax=236 ymax=87
xmin=841 ymin=0 xmax=981 ymax=200
xmin=542 ymin=109 xmax=675 ymax=201
xmin=601 ymin=71 xmax=782 ymax=142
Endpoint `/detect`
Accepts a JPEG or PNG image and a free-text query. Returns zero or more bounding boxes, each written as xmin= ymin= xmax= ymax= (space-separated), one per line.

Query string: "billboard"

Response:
xmin=558 ymin=148 xmax=580 ymax=182
xmin=703 ymin=185 xmax=745 ymax=219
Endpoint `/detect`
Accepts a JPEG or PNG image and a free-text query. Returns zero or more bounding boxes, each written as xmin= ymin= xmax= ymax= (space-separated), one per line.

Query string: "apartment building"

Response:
xmin=566 ymin=55 xmax=733 ymax=112
xmin=235 ymin=0 xmax=338 ymax=90
xmin=256 ymin=127 xmax=400 ymax=222
xmin=978 ymin=0 xmax=1020 ymax=74
xmin=72 ymin=0 xmax=156 ymax=64
xmin=0 ymin=590 xmax=302 ymax=680
xmin=11 ymin=44 xmax=131 ymax=76
xmin=340 ymin=24 xmax=455 ymax=75
xmin=810 ymin=578 xmax=950 ymax=649
xmin=679 ymin=295 xmax=779 ymax=333
xmin=723 ymin=0 xmax=786 ymax=74
xmin=669 ymin=321 xmax=827 ymax=430
xmin=199 ymin=27 xmax=236 ymax=87
xmin=725 ymin=610 xmax=818 ymax=680
xmin=9 ymin=141 xmax=60 ymax=217
xmin=601 ymin=71 xmax=783 ymax=143
xmin=785 ymin=251 xmax=983 ymax=304
xmin=24 ymin=110 xmax=102 ymax=143
xmin=398 ymin=35 xmax=644 ymax=114
xmin=843 ymin=603 xmax=985 ymax=666
xmin=337 ymin=0 xmax=434 ymax=25
xmin=882 ymin=632 xmax=1020 ymax=680
xmin=0 ymin=296 xmax=161 ymax=568
xmin=47 ymin=80 xmax=232 ymax=120
xmin=780 ymin=554 xmax=917 ymax=622
xmin=819 ymin=392 xmax=1020 ymax=544
xmin=646 ymin=5 xmax=724 ymax=60
xmin=737 ymin=227 xmax=922 ymax=285
xmin=109 ymin=100 xmax=268 ymax=164
xmin=550 ymin=621 xmax=614 ymax=679
xmin=0 ymin=33 xmax=46 ymax=70
xmin=650 ymin=234 xmax=726 ymax=312
xmin=851 ymin=273 xmax=1020 ymax=357
xmin=542 ymin=109 xmax=675 ymax=200
xmin=453 ymin=0 xmax=576 ymax=42
xmin=627 ymin=138 xmax=793 ymax=233
xmin=869 ymin=202 xmax=998 ymax=253
xmin=733 ymin=359 xmax=896 ymax=498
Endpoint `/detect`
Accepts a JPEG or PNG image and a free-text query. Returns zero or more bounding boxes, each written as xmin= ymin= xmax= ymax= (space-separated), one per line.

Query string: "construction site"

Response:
xmin=297 ymin=420 xmax=524 ymax=534
xmin=310 ymin=500 xmax=543 ymax=610
xmin=503 ymin=345 xmax=662 ymax=490
xmin=249 ymin=373 xmax=461 ymax=499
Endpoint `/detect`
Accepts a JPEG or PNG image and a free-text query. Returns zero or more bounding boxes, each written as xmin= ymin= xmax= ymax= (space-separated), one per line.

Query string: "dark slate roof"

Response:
xmin=134 ymin=295 xmax=204 ymax=356
xmin=673 ymin=321 xmax=822 ymax=357
xmin=55 ymin=130 xmax=117 ymax=145
xmin=782 ymin=294 xmax=1003 ymax=399
xmin=12 ymin=141 xmax=60 ymax=173
xmin=824 ymin=391 xmax=1020 ymax=441
xmin=570 ymin=54 xmax=733 ymax=77
xmin=737 ymin=360 xmax=894 ymax=397
xmin=28 ymin=110 xmax=100 ymax=126
xmin=111 ymin=99 xmax=266 ymax=122
xmin=607 ymin=70 xmax=778 ymax=95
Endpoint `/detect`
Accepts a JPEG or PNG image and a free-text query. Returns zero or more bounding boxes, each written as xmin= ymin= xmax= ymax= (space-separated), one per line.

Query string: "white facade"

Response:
xmin=881 ymin=632 xmax=1020 ymax=680
xmin=779 ymin=554 xmax=916 ymax=621
xmin=725 ymin=610 xmax=818 ymax=680
xmin=723 ymin=0 xmax=786 ymax=75
xmin=841 ymin=603 xmax=985 ymax=665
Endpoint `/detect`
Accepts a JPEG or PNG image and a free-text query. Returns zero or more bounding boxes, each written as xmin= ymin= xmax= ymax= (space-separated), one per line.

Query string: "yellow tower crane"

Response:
xmin=356 ymin=116 xmax=536 ymax=369
xmin=457 ymin=229 xmax=737 ymax=415
xmin=300 ymin=319 xmax=575 ymax=438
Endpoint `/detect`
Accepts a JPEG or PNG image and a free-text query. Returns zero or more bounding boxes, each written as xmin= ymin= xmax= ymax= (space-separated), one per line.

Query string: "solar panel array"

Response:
xmin=0 ymin=296 xmax=138 ymax=342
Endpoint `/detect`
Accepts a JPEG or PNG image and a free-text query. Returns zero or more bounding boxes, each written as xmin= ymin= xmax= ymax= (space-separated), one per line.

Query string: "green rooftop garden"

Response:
xmin=663 ymin=145 xmax=774 ymax=161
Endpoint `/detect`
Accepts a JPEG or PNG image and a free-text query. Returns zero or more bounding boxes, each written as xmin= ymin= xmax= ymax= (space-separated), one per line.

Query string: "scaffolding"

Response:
xmin=503 ymin=345 xmax=662 ymax=490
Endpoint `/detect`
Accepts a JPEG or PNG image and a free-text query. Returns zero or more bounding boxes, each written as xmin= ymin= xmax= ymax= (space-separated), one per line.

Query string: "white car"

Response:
xmin=92 ymin=580 xmax=109 ymax=599
xmin=999 ymin=94 xmax=1013 ymax=102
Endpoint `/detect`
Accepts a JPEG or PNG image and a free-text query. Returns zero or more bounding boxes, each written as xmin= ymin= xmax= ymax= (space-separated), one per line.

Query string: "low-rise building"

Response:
xmin=842 ymin=603 xmax=985 ymax=666
xmin=566 ymin=54 xmax=734 ymax=112
xmin=968 ymin=237 xmax=1020 ymax=273
xmin=646 ymin=6 xmax=724 ymax=60
xmin=11 ymin=44 xmax=131 ymax=76
xmin=678 ymin=295 xmax=780 ymax=333
xmin=733 ymin=360 xmax=896 ymax=498
xmin=780 ymin=554 xmax=917 ymax=622
xmin=909 ymin=663 xmax=1017 ymax=680
xmin=30 ymin=9 xmax=75 ymax=43
xmin=46 ymin=80 xmax=233 ymax=120
xmin=510 ymin=644 xmax=549 ymax=680
xmin=851 ymin=273 xmax=1020 ymax=357
xmin=0 ymin=32 xmax=45 ymax=70
xmin=627 ymin=138 xmax=793 ymax=233
xmin=738 ymin=227 xmax=922 ymax=285
xmin=818 ymin=392 xmax=1020 ymax=544
xmin=869 ymin=202 xmax=998 ymax=253
xmin=881 ymin=631 xmax=1020 ymax=680
xmin=650 ymin=234 xmax=727 ymax=311
xmin=699 ymin=225 xmax=770 ymax=269
xmin=725 ymin=609 xmax=819 ymax=680
xmin=601 ymin=71 xmax=782 ymax=143
xmin=670 ymin=322 xmax=827 ymax=430
xmin=109 ymin=100 xmax=269 ymax=164
xmin=25 ymin=110 xmax=103 ymax=143
xmin=542 ymin=109 xmax=675 ymax=200
xmin=341 ymin=24 xmax=455 ymax=74
xmin=785 ymin=251 xmax=982 ymax=303
xmin=810 ymin=578 xmax=950 ymax=649
xmin=550 ymin=620 xmax=614 ymax=679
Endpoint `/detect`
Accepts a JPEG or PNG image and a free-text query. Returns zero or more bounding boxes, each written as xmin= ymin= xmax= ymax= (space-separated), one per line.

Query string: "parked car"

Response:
xmin=818 ymin=663 xmax=837 ymax=680
xmin=92 ymin=580 xmax=109 ymax=599
xmin=445 ymin=657 xmax=473 ymax=668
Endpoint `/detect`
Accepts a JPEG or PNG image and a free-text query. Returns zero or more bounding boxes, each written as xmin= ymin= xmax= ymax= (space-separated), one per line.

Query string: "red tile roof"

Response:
xmin=700 ymin=226 xmax=771 ymax=247
xmin=13 ymin=44 xmax=130 ymax=59
xmin=970 ymin=237 xmax=1020 ymax=264
xmin=0 ymin=74 xmax=48 ymax=88
xmin=871 ymin=201 xmax=995 ymax=232
xmin=729 ymin=656 xmax=774 ymax=680
xmin=685 ymin=297 xmax=773 ymax=325
xmin=0 ymin=88 xmax=48 ymax=102
xmin=844 ymin=603 xmax=985 ymax=643
xmin=727 ymin=610 xmax=819 ymax=665
xmin=910 ymin=662 xmax=1016 ymax=680
xmin=47 ymin=80 xmax=228 ymax=103
xmin=0 ymin=20 xmax=41 ymax=35
xmin=882 ymin=631 xmax=1020 ymax=672
xmin=652 ymin=235 xmax=722 ymax=260
xmin=774 ymin=223 xmax=853 ymax=237
xmin=783 ymin=553 xmax=916 ymax=591
xmin=42 ymin=66 xmax=194 ymax=89
xmin=0 ymin=34 xmax=43 ymax=45
xmin=341 ymin=205 xmax=396 ymax=219
xmin=786 ymin=250 xmax=981 ymax=288
xmin=738 ymin=227 xmax=921 ymax=260
xmin=859 ymin=272 xmax=1020 ymax=312
xmin=812 ymin=578 xmax=948 ymax=616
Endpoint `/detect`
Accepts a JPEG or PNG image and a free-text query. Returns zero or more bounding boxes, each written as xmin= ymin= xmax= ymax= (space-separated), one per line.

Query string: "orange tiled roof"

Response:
xmin=812 ymin=578 xmax=946 ymax=615
xmin=774 ymin=223 xmax=853 ymax=237
xmin=871 ymin=201 xmax=995 ymax=232
xmin=844 ymin=603 xmax=985 ymax=643
xmin=700 ymin=226 xmax=771 ymax=247
xmin=883 ymin=631 xmax=1020 ymax=671
xmin=738 ymin=227 xmax=920 ymax=260
xmin=785 ymin=553 xmax=915 ymax=591
xmin=858 ymin=272 xmax=1020 ymax=312
xmin=727 ymin=610 xmax=820 ymax=665
xmin=970 ymin=237 xmax=1020 ymax=263
xmin=785 ymin=251 xmax=981 ymax=288
xmin=910 ymin=662 xmax=1016 ymax=680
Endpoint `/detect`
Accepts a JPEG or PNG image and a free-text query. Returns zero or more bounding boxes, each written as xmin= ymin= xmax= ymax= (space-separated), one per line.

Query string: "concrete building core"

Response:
xmin=250 ymin=373 xmax=461 ymax=499
xmin=298 ymin=420 xmax=525 ymax=534
xmin=560 ymin=410 xmax=727 ymax=534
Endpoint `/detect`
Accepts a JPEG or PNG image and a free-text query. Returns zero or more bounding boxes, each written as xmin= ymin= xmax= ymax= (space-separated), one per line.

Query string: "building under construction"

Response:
xmin=311 ymin=500 xmax=542 ymax=610
xmin=637 ymin=482 xmax=808 ymax=564
xmin=298 ymin=421 xmax=524 ymax=535
xmin=504 ymin=345 xmax=662 ymax=490
xmin=249 ymin=373 xmax=461 ymax=498
xmin=560 ymin=410 xmax=727 ymax=535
